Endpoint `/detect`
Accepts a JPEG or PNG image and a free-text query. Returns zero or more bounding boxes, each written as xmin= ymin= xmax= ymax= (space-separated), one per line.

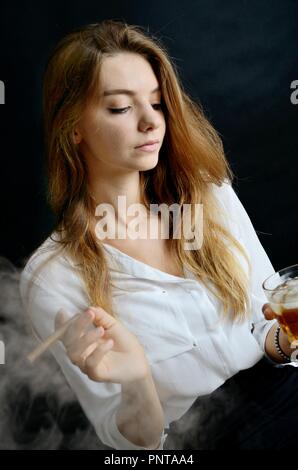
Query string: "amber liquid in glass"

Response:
xmin=274 ymin=308 xmax=298 ymax=343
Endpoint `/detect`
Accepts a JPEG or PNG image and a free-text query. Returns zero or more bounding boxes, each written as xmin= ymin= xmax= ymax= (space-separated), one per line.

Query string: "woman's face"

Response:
xmin=75 ymin=52 xmax=166 ymax=175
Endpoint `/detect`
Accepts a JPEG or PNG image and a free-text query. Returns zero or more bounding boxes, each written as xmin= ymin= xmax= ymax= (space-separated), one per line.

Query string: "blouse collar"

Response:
xmin=101 ymin=242 xmax=198 ymax=284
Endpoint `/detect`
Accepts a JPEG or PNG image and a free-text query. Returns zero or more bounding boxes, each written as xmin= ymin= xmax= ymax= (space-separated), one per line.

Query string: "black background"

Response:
xmin=0 ymin=0 xmax=297 ymax=269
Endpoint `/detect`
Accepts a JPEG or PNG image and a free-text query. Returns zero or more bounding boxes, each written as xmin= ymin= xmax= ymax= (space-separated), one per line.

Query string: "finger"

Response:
xmin=84 ymin=338 xmax=114 ymax=381
xmin=62 ymin=310 xmax=95 ymax=348
xmin=67 ymin=327 xmax=105 ymax=366
xmin=262 ymin=303 xmax=276 ymax=320
xmin=88 ymin=306 xmax=117 ymax=330
xmin=261 ymin=303 xmax=271 ymax=314
xmin=55 ymin=308 xmax=71 ymax=330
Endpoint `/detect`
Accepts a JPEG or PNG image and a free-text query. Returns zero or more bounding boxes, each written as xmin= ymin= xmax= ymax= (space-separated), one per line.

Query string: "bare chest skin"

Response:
xmin=98 ymin=212 xmax=185 ymax=278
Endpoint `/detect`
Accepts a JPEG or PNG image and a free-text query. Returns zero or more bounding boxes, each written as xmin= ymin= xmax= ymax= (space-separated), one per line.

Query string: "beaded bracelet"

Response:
xmin=274 ymin=325 xmax=291 ymax=362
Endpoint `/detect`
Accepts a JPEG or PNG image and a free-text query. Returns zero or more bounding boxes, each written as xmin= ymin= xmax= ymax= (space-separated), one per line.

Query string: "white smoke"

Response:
xmin=0 ymin=255 xmax=235 ymax=450
xmin=0 ymin=256 xmax=107 ymax=450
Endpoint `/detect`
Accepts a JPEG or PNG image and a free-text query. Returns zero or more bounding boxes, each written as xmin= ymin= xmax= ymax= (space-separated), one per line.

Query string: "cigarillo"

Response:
xmin=26 ymin=312 xmax=80 ymax=364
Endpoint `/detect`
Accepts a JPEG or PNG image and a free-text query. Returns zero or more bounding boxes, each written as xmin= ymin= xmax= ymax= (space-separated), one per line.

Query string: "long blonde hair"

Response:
xmin=39 ymin=19 xmax=251 ymax=321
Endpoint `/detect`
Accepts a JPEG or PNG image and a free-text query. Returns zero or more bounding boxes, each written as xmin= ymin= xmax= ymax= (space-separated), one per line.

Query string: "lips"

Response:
xmin=135 ymin=140 xmax=159 ymax=148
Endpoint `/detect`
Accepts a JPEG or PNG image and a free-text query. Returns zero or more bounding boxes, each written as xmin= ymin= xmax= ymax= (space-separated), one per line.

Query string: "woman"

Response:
xmin=19 ymin=19 xmax=298 ymax=450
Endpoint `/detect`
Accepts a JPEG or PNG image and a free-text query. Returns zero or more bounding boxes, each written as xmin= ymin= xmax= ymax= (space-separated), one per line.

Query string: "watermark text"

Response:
xmin=0 ymin=80 xmax=4 ymax=104
xmin=290 ymin=80 xmax=298 ymax=104
xmin=94 ymin=197 xmax=204 ymax=250
xmin=0 ymin=340 xmax=5 ymax=364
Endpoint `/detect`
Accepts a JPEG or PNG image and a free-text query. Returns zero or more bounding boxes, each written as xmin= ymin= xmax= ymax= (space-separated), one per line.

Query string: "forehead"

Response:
xmin=98 ymin=52 xmax=160 ymax=96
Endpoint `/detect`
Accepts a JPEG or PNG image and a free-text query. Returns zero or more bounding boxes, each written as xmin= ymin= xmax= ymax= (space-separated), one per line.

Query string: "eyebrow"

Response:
xmin=103 ymin=86 xmax=160 ymax=97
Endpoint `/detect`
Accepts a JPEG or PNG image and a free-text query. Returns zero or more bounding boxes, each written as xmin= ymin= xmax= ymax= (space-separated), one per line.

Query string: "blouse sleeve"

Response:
xmin=214 ymin=182 xmax=278 ymax=353
xmin=19 ymin=261 xmax=168 ymax=450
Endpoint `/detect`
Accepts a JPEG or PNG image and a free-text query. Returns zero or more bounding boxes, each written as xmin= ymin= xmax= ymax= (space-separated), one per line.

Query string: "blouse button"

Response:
xmin=192 ymin=340 xmax=198 ymax=347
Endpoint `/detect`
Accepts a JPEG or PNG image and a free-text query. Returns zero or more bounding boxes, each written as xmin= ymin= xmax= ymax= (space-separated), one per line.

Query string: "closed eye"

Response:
xmin=108 ymin=107 xmax=130 ymax=114
xmin=108 ymin=103 xmax=163 ymax=114
xmin=152 ymin=103 xmax=163 ymax=110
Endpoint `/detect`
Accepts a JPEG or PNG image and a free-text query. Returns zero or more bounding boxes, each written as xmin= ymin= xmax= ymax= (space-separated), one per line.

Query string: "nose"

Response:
xmin=138 ymin=104 xmax=162 ymax=132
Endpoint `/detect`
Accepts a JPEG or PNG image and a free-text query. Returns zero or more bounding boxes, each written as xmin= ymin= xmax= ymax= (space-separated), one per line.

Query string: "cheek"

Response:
xmin=95 ymin=128 xmax=132 ymax=161
xmin=85 ymin=120 xmax=124 ymax=150
xmin=161 ymin=116 xmax=167 ymax=134
xmin=101 ymin=124 xmax=131 ymax=150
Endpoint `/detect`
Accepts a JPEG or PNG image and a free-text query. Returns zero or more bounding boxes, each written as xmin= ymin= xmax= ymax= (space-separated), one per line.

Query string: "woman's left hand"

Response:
xmin=262 ymin=303 xmax=276 ymax=320
xmin=262 ymin=303 xmax=298 ymax=358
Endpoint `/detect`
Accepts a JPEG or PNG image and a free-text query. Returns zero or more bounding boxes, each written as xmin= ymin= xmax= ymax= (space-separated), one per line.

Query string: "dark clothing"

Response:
xmin=166 ymin=356 xmax=298 ymax=450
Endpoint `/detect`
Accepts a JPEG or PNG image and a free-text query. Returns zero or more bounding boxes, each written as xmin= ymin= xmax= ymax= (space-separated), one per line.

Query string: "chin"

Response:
xmin=137 ymin=155 xmax=159 ymax=171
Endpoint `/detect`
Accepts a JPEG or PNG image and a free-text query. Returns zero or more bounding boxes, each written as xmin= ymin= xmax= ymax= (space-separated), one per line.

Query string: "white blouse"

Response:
xmin=19 ymin=182 xmax=278 ymax=450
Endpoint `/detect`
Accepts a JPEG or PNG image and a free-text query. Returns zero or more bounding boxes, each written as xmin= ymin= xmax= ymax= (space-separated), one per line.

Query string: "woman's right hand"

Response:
xmin=55 ymin=306 xmax=150 ymax=384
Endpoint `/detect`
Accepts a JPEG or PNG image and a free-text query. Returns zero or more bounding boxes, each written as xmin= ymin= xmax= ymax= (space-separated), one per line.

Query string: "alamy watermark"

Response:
xmin=0 ymin=80 xmax=4 ymax=104
xmin=290 ymin=80 xmax=298 ymax=104
xmin=0 ymin=340 xmax=5 ymax=364
xmin=94 ymin=196 xmax=204 ymax=250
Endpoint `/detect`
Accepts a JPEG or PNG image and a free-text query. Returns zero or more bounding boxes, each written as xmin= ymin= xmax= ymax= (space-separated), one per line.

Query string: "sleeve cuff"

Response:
xmin=102 ymin=407 xmax=168 ymax=450
xmin=254 ymin=318 xmax=284 ymax=365
xmin=252 ymin=318 xmax=277 ymax=353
